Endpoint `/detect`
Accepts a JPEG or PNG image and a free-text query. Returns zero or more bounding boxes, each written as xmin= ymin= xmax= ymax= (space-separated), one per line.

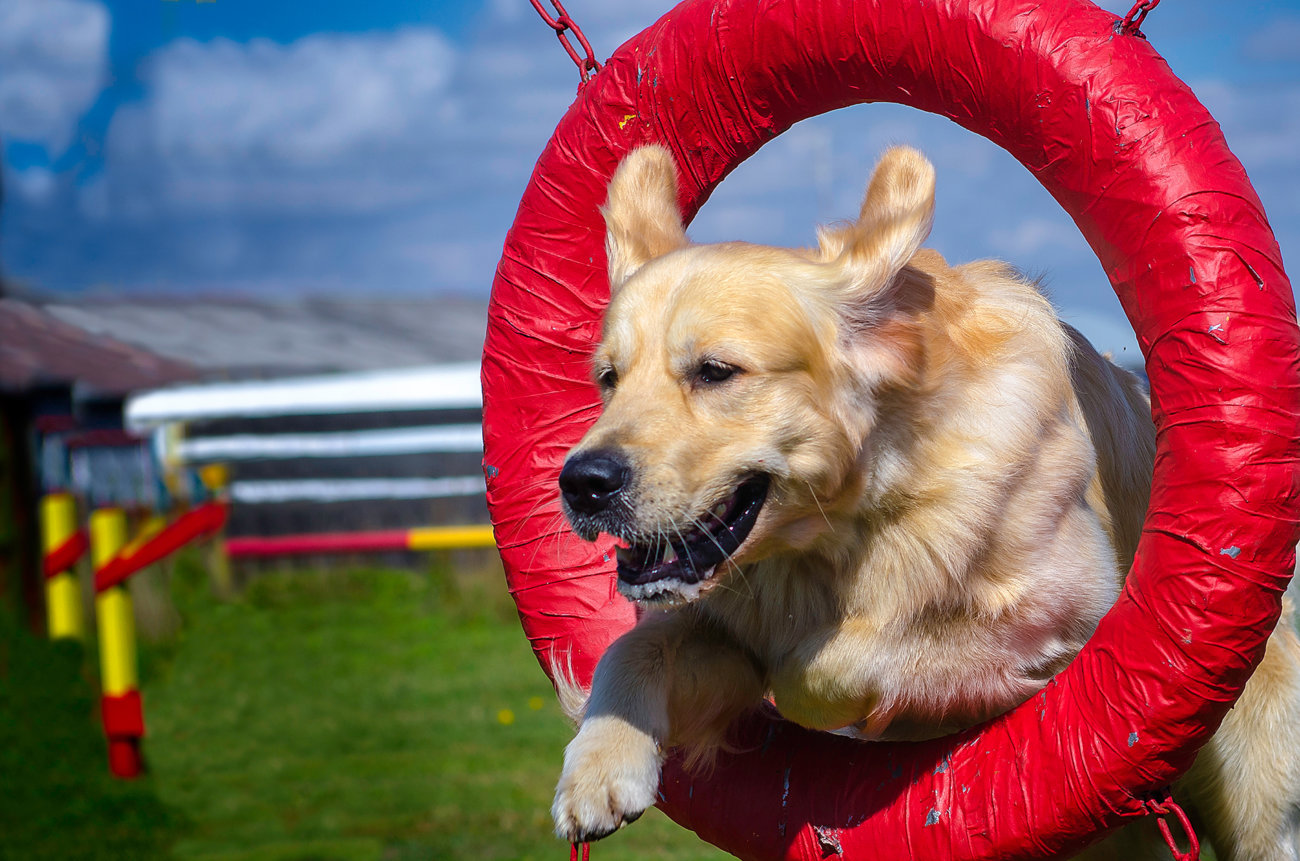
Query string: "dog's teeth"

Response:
xmin=713 ymin=502 xmax=727 ymax=520
xmin=662 ymin=545 xmax=677 ymax=564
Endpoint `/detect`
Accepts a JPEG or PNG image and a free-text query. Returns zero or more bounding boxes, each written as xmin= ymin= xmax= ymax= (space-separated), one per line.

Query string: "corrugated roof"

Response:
xmin=39 ymin=295 xmax=487 ymax=379
xmin=0 ymin=299 xmax=198 ymax=395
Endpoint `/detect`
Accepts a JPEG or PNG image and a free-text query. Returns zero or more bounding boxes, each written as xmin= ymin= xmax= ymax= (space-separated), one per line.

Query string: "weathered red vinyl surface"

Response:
xmin=482 ymin=0 xmax=1300 ymax=856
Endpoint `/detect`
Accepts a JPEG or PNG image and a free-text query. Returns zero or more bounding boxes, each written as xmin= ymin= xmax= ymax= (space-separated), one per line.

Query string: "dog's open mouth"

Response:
xmin=615 ymin=475 xmax=769 ymax=593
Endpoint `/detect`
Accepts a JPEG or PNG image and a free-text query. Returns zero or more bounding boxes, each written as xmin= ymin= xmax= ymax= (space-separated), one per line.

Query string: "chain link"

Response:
xmin=1119 ymin=0 xmax=1162 ymax=37
xmin=529 ymin=0 xmax=602 ymax=86
xmin=1145 ymin=792 xmax=1200 ymax=861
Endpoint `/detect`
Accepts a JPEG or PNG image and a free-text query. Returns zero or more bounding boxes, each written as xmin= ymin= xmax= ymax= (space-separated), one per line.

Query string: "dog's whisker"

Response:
xmin=806 ymin=481 xmax=835 ymax=532
xmin=686 ymin=514 xmax=728 ymax=564
xmin=684 ymin=514 xmax=753 ymax=599
xmin=508 ymin=479 xmax=572 ymax=544
xmin=526 ymin=510 xmax=575 ymax=571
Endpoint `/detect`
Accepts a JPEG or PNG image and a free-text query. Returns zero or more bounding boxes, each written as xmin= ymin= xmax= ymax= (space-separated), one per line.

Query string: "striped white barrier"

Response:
xmin=229 ymin=475 xmax=487 ymax=504
xmin=179 ymin=424 xmax=483 ymax=461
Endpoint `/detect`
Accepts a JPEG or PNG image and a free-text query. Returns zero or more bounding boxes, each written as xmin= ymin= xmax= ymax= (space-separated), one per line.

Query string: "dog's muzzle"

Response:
xmin=561 ymin=449 xmax=770 ymax=599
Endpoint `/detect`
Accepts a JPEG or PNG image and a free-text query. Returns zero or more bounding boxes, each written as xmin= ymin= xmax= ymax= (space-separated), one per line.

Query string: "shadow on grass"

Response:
xmin=0 ymin=605 xmax=185 ymax=860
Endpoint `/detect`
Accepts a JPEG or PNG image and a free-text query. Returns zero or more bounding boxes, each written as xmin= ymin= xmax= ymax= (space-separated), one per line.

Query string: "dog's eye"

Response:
xmin=596 ymin=367 xmax=619 ymax=390
xmin=697 ymin=361 xmax=737 ymax=384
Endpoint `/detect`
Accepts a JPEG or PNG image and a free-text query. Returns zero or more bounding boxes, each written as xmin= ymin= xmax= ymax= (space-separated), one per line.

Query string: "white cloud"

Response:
xmin=695 ymin=205 xmax=791 ymax=244
xmin=102 ymin=29 xmax=461 ymax=216
xmin=80 ymin=5 xmax=583 ymax=291
xmin=1183 ymin=78 xmax=1300 ymax=245
xmin=0 ymin=0 xmax=108 ymax=155
xmin=1243 ymin=14 xmax=1300 ymax=63
xmin=989 ymin=217 xmax=1082 ymax=257
xmin=8 ymin=165 xmax=56 ymax=202
xmin=6 ymin=0 xmax=1291 ymax=319
xmin=98 ymin=12 xmax=588 ymax=225
xmin=691 ymin=107 xmax=942 ymax=244
xmin=1193 ymin=78 xmax=1300 ymax=171
xmin=146 ymin=32 xmax=455 ymax=165
xmin=392 ymin=235 xmax=508 ymax=288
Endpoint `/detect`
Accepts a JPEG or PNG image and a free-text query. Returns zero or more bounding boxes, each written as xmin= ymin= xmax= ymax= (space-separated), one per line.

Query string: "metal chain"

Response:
xmin=529 ymin=0 xmax=602 ymax=86
xmin=1119 ymin=0 xmax=1162 ymax=37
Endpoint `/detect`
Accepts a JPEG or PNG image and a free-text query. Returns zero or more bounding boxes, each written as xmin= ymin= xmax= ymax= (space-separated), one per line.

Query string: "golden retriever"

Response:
xmin=551 ymin=144 xmax=1300 ymax=859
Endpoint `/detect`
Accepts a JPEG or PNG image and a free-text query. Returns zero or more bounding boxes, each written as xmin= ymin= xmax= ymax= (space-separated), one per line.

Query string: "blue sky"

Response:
xmin=1 ymin=0 xmax=1298 ymax=358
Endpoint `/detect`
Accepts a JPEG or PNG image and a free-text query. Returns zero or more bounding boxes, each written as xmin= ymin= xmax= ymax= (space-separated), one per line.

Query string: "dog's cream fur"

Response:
xmin=552 ymin=144 xmax=1300 ymax=859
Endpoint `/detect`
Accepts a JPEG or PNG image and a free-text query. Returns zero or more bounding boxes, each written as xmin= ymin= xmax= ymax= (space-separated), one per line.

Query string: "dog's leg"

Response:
xmin=552 ymin=611 xmax=765 ymax=842
xmin=1177 ymin=620 xmax=1300 ymax=861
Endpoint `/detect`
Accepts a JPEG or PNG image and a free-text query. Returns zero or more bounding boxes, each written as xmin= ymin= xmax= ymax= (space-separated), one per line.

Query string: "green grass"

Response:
xmin=4 ymin=552 xmax=1269 ymax=859
xmin=0 ymin=607 xmax=184 ymax=860
xmin=1 ymin=555 xmax=728 ymax=860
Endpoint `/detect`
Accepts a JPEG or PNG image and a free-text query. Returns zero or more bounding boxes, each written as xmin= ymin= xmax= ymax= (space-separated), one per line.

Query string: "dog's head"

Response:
xmin=560 ymin=144 xmax=937 ymax=604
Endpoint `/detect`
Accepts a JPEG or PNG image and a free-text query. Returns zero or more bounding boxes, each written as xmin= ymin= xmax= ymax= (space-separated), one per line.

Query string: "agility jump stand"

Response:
xmin=88 ymin=502 xmax=229 ymax=777
xmin=90 ymin=508 xmax=145 ymax=778
xmin=40 ymin=492 xmax=89 ymax=640
xmin=224 ymin=523 xmax=496 ymax=558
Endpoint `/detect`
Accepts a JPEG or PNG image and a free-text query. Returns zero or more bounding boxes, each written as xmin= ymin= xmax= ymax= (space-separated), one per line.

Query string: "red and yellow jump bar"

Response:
xmin=225 ymin=524 xmax=496 ymax=558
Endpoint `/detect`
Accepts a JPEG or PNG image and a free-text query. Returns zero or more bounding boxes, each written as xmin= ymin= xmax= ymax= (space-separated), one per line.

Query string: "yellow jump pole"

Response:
xmin=406 ymin=524 xmax=497 ymax=550
xmin=91 ymin=507 xmax=145 ymax=778
xmin=40 ymin=492 xmax=84 ymax=640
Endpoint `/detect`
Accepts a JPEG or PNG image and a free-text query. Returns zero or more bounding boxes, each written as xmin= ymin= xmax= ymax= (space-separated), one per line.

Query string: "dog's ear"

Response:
xmin=816 ymin=146 xmax=935 ymax=300
xmin=601 ymin=145 xmax=689 ymax=291
xmin=818 ymin=148 xmax=936 ymax=388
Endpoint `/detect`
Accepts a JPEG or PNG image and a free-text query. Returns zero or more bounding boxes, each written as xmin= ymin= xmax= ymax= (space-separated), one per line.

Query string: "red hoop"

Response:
xmin=482 ymin=0 xmax=1300 ymax=857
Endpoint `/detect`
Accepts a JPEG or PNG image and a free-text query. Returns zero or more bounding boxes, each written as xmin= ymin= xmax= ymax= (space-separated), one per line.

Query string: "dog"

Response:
xmin=551 ymin=144 xmax=1300 ymax=859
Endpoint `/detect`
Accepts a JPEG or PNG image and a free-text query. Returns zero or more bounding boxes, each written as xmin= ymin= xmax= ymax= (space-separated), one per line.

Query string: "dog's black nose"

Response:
xmin=560 ymin=451 xmax=630 ymax=515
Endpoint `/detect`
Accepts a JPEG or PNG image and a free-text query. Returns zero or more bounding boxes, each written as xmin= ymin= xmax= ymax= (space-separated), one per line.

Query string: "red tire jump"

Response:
xmin=482 ymin=0 xmax=1300 ymax=857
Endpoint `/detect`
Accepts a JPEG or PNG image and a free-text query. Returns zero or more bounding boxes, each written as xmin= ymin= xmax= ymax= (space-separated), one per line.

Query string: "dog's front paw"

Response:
xmin=552 ymin=716 xmax=663 ymax=842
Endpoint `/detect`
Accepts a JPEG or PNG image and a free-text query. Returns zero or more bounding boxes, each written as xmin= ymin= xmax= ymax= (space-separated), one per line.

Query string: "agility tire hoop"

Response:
xmin=482 ymin=0 xmax=1300 ymax=857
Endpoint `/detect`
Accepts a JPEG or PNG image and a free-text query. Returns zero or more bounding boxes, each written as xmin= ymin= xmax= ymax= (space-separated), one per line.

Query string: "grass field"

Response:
xmin=1 ymin=555 xmax=728 ymax=860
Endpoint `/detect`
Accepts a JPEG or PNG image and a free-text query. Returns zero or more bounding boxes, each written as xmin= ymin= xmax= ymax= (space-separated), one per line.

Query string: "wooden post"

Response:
xmin=198 ymin=463 xmax=233 ymax=598
xmin=41 ymin=492 xmax=84 ymax=640
xmin=91 ymin=507 xmax=144 ymax=778
xmin=127 ymin=513 xmax=181 ymax=642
